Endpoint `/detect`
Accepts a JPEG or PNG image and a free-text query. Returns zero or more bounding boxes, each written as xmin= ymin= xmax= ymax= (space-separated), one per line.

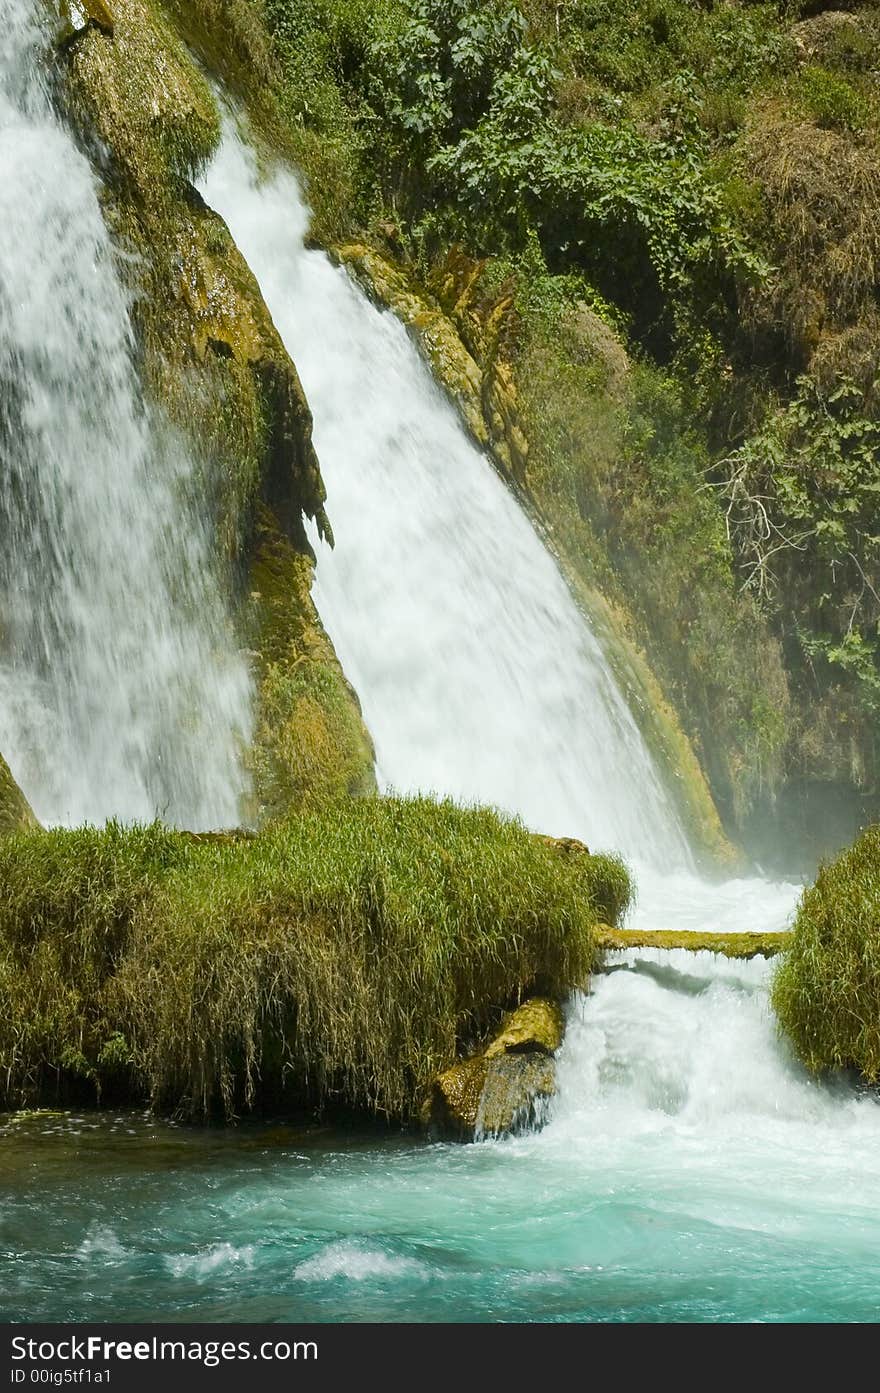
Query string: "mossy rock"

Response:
xmin=772 ymin=825 xmax=880 ymax=1079
xmin=333 ymin=243 xmax=527 ymax=487
xmin=62 ymin=0 xmax=374 ymax=818
xmin=0 ymin=755 xmax=36 ymax=837
xmin=64 ymin=0 xmax=218 ymax=190
xmin=0 ymin=804 xmax=597 ymax=1119
xmin=596 ymin=927 xmax=790 ymax=960
xmin=57 ymin=0 xmax=115 ymax=46
xmin=423 ymin=997 xmax=564 ymax=1140
xmin=484 ymin=997 xmax=564 ymax=1058
xmin=245 ymin=513 xmax=375 ymax=820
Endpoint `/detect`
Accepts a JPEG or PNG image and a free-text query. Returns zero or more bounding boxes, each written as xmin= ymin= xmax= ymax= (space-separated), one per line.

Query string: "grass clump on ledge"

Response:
xmin=0 ymin=797 xmax=629 ymax=1121
xmin=772 ymin=826 xmax=880 ymax=1080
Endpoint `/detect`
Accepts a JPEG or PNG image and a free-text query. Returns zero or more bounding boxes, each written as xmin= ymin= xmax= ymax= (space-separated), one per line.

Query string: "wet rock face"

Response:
xmin=423 ymin=997 xmax=564 ymax=1141
xmin=332 ymin=243 xmax=528 ymax=488
xmin=58 ymin=0 xmax=115 ymax=48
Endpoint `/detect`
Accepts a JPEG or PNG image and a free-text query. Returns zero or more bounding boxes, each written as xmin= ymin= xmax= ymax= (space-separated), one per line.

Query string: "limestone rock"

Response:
xmin=476 ymin=1054 xmax=556 ymax=1136
xmin=423 ymin=997 xmax=564 ymax=1141
xmin=596 ymin=926 xmax=790 ymax=960
xmin=484 ymin=997 xmax=564 ymax=1059
xmin=58 ymin=0 xmax=115 ymax=48
xmin=537 ymin=833 xmax=591 ymax=860
xmin=333 ymin=243 xmax=527 ymax=487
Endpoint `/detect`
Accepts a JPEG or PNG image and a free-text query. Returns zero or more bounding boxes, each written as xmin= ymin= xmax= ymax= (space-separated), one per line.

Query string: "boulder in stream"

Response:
xmin=423 ymin=997 xmax=564 ymax=1141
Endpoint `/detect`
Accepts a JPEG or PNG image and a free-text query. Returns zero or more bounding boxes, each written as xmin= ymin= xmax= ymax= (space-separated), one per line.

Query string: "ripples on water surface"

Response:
xmin=4 ymin=950 xmax=880 ymax=1324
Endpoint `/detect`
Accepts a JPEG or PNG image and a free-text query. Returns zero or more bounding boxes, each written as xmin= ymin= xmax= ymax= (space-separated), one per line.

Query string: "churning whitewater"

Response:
xmin=199 ymin=120 xmax=798 ymax=932
xmin=0 ymin=3 xmax=251 ymax=828
xmin=8 ymin=951 xmax=880 ymax=1321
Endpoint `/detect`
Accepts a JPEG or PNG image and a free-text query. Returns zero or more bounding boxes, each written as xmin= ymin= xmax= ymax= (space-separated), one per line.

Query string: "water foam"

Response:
xmin=293 ymin=1240 xmax=428 ymax=1283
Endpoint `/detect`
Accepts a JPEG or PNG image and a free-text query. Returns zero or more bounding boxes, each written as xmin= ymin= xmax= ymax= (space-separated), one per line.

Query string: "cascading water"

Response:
xmin=0 ymin=3 xmax=252 ymax=828
xmin=2 ymin=84 xmax=877 ymax=1323
xmin=198 ymin=121 xmax=798 ymax=933
xmin=184 ymin=124 xmax=880 ymax=1324
xmin=8 ymin=956 xmax=880 ymax=1320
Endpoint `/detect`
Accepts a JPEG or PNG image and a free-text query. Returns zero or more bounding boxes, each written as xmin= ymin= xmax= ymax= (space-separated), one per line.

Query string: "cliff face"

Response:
xmin=185 ymin=0 xmax=880 ymax=868
xmin=60 ymin=0 xmax=374 ymax=819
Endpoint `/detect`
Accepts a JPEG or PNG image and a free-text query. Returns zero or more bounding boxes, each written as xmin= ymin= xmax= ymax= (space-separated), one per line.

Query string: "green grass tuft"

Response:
xmin=772 ymin=825 xmax=880 ymax=1079
xmin=0 ymin=798 xmax=629 ymax=1120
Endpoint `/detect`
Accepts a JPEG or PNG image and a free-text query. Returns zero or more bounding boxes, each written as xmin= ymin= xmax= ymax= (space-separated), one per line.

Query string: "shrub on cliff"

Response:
xmin=772 ymin=825 xmax=880 ymax=1078
xmin=0 ymin=797 xmax=628 ymax=1119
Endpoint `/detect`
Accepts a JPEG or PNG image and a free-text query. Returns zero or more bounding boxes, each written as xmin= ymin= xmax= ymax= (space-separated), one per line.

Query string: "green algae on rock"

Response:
xmin=334 ymin=242 xmax=529 ymax=489
xmin=596 ymin=927 xmax=790 ymax=961
xmin=423 ymin=997 xmax=565 ymax=1140
xmin=0 ymin=754 xmax=36 ymax=836
xmin=57 ymin=0 xmax=115 ymax=47
xmin=246 ymin=514 xmax=375 ymax=819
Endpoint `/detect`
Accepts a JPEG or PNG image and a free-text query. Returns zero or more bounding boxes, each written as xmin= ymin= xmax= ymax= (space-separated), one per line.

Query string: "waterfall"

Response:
xmin=0 ymin=4 xmax=252 ymax=828
xmin=200 ymin=121 xmax=799 ymax=931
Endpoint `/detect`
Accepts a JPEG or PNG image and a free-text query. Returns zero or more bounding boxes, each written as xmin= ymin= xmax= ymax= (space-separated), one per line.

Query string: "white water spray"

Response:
xmin=200 ymin=122 xmax=799 ymax=931
xmin=0 ymin=5 xmax=252 ymax=827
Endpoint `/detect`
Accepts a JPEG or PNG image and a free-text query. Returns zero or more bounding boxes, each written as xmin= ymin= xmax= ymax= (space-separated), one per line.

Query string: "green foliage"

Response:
xmin=367 ymin=0 xmax=766 ymax=339
xmin=0 ymin=801 xmax=629 ymax=1118
xmin=721 ymin=376 xmax=880 ymax=714
xmin=797 ymin=65 xmax=869 ymax=133
xmin=773 ymin=825 xmax=880 ymax=1078
xmin=261 ymin=0 xmax=402 ymax=237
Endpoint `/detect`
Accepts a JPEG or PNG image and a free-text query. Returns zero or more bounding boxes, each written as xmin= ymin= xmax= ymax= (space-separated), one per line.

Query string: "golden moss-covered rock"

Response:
xmin=58 ymin=0 xmax=115 ymax=45
xmin=246 ymin=514 xmax=375 ymax=818
xmin=596 ymin=927 xmax=790 ymax=959
xmin=0 ymin=755 xmax=36 ymax=836
xmin=333 ymin=243 xmax=528 ymax=487
xmin=484 ymin=997 xmax=564 ymax=1058
xmin=423 ymin=997 xmax=564 ymax=1140
xmin=476 ymin=1054 xmax=556 ymax=1136
xmin=64 ymin=0 xmax=218 ymax=190
xmin=62 ymin=0 xmax=374 ymax=818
